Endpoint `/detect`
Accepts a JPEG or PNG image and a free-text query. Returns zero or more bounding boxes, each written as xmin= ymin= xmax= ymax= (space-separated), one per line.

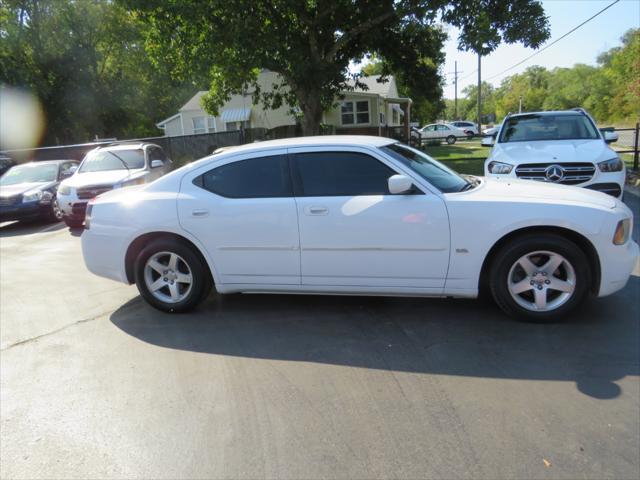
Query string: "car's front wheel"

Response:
xmin=134 ymin=238 xmax=211 ymax=313
xmin=490 ymin=234 xmax=591 ymax=322
xmin=446 ymin=135 xmax=456 ymax=145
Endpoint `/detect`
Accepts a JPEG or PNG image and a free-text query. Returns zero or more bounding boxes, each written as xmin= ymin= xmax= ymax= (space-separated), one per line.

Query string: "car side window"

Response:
xmin=425 ymin=125 xmax=436 ymax=132
xmin=194 ymin=155 xmax=292 ymax=198
xmin=437 ymin=125 xmax=449 ymax=131
xmin=292 ymin=151 xmax=397 ymax=197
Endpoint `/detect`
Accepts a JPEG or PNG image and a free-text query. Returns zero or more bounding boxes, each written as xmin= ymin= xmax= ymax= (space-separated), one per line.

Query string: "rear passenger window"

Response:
xmin=292 ymin=152 xmax=396 ymax=196
xmin=194 ymin=155 xmax=292 ymax=198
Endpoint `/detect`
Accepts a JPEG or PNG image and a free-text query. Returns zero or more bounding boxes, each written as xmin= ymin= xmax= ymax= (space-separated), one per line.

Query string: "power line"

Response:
xmin=452 ymin=0 xmax=620 ymax=86
xmin=485 ymin=0 xmax=621 ymax=81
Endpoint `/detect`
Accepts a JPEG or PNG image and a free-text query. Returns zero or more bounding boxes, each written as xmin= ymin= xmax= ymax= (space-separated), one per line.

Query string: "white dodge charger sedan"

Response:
xmin=81 ymin=136 xmax=638 ymax=321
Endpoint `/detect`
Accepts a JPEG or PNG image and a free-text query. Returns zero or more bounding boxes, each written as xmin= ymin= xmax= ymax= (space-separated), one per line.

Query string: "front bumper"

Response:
xmin=598 ymin=239 xmax=639 ymax=297
xmin=0 ymin=202 xmax=49 ymax=222
xmin=484 ymin=167 xmax=625 ymax=198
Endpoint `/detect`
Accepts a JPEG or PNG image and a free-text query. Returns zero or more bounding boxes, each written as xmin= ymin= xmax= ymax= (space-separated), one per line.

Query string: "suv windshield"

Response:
xmin=80 ymin=149 xmax=145 ymax=173
xmin=0 ymin=163 xmax=58 ymax=186
xmin=380 ymin=143 xmax=470 ymax=193
xmin=499 ymin=114 xmax=600 ymax=143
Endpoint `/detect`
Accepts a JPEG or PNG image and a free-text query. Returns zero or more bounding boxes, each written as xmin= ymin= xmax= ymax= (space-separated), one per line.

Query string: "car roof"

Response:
xmin=213 ymin=135 xmax=396 ymax=155
xmin=97 ymin=142 xmax=160 ymax=151
xmin=508 ymin=110 xmax=587 ymax=119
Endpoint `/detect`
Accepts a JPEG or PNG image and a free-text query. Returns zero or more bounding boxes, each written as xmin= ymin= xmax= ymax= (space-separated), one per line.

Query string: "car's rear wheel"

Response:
xmin=134 ymin=238 xmax=211 ymax=313
xmin=489 ymin=234 xmax=591 ymax=322
xmin=446 ymin=135 xmax=456 ymax=145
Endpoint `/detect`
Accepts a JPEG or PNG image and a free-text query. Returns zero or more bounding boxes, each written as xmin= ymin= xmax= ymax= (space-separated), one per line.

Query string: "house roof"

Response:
xmin=348 ymin=75 xmax=397 ymax=98
xmin=180 ymin=91 xmax=208 ymax=112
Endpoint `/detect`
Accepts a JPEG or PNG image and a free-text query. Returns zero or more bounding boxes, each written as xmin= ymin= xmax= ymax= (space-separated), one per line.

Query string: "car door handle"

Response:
xmin=305 ymin=206 xmax=329 ymax=216
xmin=191 ymin=209 xmax=209 ymax=217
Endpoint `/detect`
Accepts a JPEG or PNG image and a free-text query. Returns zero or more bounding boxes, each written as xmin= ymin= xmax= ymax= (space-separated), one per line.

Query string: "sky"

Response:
xmin=442 ymin=0 xmax=640 ymax=99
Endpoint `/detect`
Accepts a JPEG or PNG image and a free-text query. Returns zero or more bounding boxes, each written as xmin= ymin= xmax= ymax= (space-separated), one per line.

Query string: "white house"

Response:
xmin=156 ymin=71 xmax=411 ymax=137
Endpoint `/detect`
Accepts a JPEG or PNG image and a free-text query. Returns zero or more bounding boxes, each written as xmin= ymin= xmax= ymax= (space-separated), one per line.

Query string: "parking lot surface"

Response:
xmin=1 ymin=195 xmax=639 ymax=479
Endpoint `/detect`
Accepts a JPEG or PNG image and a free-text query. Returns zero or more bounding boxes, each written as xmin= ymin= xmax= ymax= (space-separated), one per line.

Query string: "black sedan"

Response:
xmin=0 ymin=160 xmax=79 ymax=223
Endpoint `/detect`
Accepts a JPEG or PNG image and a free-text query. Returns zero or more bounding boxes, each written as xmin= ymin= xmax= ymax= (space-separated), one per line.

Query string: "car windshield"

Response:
xmin=499 ymin=114 xmax=600 ymax=143
xmin=0 ymin=163 xmax=58 ymax=186
xmin=79 ymin=149 xmax=145 ymax=172
xmin=380 ymin=143 xmax=470 ymax=193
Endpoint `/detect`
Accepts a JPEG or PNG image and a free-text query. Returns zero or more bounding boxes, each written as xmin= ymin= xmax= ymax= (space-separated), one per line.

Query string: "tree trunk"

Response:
xmin=298 ymin=92 xmax=324 ymax=136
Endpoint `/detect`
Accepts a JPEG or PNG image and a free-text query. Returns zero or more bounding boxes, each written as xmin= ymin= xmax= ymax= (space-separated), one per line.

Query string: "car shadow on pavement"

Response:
xmin=0 ymin=219 xmax=66 ymax=237
xmin=110 ymin=276 xmax=639 ymax=400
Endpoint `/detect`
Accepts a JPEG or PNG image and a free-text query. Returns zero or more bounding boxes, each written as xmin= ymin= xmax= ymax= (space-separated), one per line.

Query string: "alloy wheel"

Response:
xmin=507 ymin=250 xmax=576 ymax=312
xmin=144 ymin=251 xmax=194 ymax=304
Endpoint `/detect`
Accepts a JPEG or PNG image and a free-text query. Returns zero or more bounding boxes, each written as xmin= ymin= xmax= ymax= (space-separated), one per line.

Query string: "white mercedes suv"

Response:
xmin=57 ymin=143 xmax=172 ymax=227
xmin=80 ymin=136 xmax=637 ymax=322
xmin=483 ymin=109 xmax=624 ymax=198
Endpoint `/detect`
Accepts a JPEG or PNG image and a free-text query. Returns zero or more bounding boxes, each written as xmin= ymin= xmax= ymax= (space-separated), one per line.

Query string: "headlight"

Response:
xmin=488 ymin=161 xmax=513 ymax=174
xmin=598 ymin=157 xmax=623 ymax=172
xmin=613 ymin=218 xmax=631 ymax=245
xmin=58 ymin=184 xmax=71 ymax=195
xmin=22 ymin=190 xmax=43 ymax=203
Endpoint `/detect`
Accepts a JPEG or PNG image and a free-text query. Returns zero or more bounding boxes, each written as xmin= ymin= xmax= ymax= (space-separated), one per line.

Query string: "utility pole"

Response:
xmin=476 ymin=53 xmax=482 ymax=134
xmin=519 ymin=95 xmax=523 ymax=113
xmin=448 ymin=61 xmax=463 ymax=120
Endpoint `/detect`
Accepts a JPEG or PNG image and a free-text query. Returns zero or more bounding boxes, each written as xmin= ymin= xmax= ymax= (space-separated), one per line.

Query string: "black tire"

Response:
xmin=489 ymin=234 xmax=591 ymax=322
xmin=134 ymin=238 xmax=212 ymax=313
xmin=45 ymin=198 xmax=63 ymax=223
xmin=63 ymin=216 xmax=83 ymax=228
xmin=446 ymin=135 xmax=456 ymax=145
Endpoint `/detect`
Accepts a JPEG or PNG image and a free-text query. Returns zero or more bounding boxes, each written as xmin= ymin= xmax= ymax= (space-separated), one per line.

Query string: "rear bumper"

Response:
xmin=81 ymin=229 xmax=129 ymax=284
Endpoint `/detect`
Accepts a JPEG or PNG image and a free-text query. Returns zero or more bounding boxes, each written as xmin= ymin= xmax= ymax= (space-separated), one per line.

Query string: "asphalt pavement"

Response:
xmin=1 ymin=194 xmax=639 ymax=479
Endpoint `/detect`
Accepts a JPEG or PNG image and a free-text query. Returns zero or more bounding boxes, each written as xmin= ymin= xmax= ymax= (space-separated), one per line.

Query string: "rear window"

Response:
xmin=499 ymin=114 xmax=600 ymax=143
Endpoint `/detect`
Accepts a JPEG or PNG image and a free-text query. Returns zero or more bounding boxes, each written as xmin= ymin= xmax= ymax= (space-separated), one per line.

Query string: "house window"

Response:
xmin=392 ymin=108 xmax=399 ymax=125
xmin=225 ymin=120 xmax=250 ymax=131
xmin=379 ymin=112 xmax=386 ymax=125
xmin=207 ymin=116 xmax=216 ymax=132
xmin=341 ymin=100 xmax=370 ymax=125
xmin=192 ymin=117 xmax=206 ymax=134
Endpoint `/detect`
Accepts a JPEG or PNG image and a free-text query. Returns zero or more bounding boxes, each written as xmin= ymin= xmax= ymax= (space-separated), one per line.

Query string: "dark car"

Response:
xmin=0 ymin=160 xmax=79 ymax=223
xmin=0 ymin=156 xmax=16 ymax=177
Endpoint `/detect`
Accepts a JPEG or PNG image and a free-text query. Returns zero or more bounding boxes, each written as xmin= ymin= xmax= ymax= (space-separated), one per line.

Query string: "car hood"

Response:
xmin=460 ymin=177 xmax=617 ymax=210
xmin=63 ymin=169 xmax=142 ymax=188
xmin=0 ymin=181 xmax=55 ymax=197
xmin=491 ymin=139 xmax=611 ymax=165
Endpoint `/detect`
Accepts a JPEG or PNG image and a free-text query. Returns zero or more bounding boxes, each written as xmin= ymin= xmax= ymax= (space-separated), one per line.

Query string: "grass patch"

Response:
xmin=421 ymin=140 xmax=488 ymax=175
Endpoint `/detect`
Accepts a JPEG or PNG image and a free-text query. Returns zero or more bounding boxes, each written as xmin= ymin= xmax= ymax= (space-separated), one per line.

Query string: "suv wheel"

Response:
xmin=134 ymin=238 xmax=211 ymax=313
xmin=490 ymin=234 xmax=590 ymax=322
xmin=446 ymin=135 xmax=456 ymax=145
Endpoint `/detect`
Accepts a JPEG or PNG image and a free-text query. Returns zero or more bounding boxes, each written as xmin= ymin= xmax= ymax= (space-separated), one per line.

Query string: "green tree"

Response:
xmin=0 ymin=0 xmax=200 ymax=145
xmin=128 ymin=0 xmax=551 ymax=135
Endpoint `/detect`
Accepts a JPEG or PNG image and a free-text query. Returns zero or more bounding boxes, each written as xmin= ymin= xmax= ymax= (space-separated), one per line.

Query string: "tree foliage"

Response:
xmin=0 ymin=0 xmax=202 ymax=145
xmin=454 ymin=29 xmax=639 ymax=125
xmin=127 ymin=0 xmax=550 ymax=135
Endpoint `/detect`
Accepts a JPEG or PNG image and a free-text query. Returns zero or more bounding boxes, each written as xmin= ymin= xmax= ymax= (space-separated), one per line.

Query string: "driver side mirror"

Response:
xmin=150 ymin=159 xmax=164 ymax=168
xmin=481 ymin=136 xmax=495 ymax=147
xmin=602 ymin=131 xmax=618 ymax=144
xmin=388 ymin=174 xmax=414 ymax=194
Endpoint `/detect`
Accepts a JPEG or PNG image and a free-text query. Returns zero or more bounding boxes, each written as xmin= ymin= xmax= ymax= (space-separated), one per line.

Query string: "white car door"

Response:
xmin=178 ymin=150 xmax=300 ymax=285
xmin=290 ymin=147 xmax=450 ymax=291
xmin=421 ymin=125 xmax=437 ymax=139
